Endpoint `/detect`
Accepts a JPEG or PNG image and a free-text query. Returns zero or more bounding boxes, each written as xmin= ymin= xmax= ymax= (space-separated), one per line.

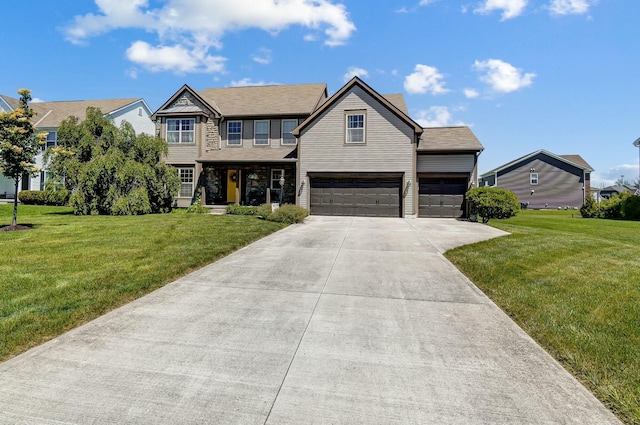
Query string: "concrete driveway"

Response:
xmin=0 ymin=217 xmax=621 ymax=424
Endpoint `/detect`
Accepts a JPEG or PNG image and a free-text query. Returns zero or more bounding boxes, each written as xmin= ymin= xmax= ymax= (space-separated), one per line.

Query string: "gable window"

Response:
xmin=346 ymin=112 xmax=365 ymax=144
xmin=167 ymin=119 xmax=195 ymax=143
xmin=42 ymin=131 xmax=57 ymax=151
xmin=177 ymin=167 xmax=194 ymax=197
xmin=530 ymin=173 xmax=539 ymax=185
xmin=254 ymin=120 xmax=270 ymax=145
xmin=227 ymin=121 xmax=242 ymax=145
xmin=281 ymin=119 xmax=297 ymax=145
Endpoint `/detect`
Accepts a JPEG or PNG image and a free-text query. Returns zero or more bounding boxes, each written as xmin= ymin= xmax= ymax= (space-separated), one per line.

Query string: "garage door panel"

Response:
xmin=418 ymin=176 xmax=467 ymax=218
xmin=309 ymin=176 xmax=401 ymax=217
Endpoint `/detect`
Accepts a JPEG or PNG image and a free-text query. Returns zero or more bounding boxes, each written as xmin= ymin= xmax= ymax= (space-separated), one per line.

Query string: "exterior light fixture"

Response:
xmin=279 ymin=173 xmax=285 ymax=205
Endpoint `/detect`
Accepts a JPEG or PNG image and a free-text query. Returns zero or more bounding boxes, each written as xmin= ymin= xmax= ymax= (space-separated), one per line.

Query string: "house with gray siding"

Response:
xmin=0 ymin=95 xmax=154 ymax=198
xmin=153 ymin=77 xmax=484 ymax=217
xmin=480 ymin=149 xmax=593 ymax=209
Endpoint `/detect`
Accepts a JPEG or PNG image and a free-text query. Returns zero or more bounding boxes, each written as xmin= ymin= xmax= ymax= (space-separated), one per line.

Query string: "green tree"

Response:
xmin=0 ymin=89 xmax=46 ymax=228
xmin=46 ymin=107 xmax=180 ymax=215
xmin=466 ymin=187 xmax=520 ymax=223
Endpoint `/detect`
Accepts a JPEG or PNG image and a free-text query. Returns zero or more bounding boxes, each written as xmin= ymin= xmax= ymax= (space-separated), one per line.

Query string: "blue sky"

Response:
xmin=2 ymin=0 xmax=639 ymax=186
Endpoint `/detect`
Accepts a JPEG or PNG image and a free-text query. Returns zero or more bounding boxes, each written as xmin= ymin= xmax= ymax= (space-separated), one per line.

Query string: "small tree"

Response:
xmin=580 ymin=194 xmax=599 ymax=218
xmin=466 ymin=187 xmax=520 ymax=223
xmin=45 ymin=107 xmax=179 ymax=215
xmin=0 ymin=89 xmax=46 ymax=228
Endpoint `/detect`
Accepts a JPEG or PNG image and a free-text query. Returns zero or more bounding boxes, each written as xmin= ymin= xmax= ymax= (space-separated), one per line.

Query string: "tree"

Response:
xmin=45 ymin=107 xmax=180 ymax=215
xmin=0 ymin=89 xmax=46 ymax=228
xmin=466 ymin=187 xmax=520 ymax=223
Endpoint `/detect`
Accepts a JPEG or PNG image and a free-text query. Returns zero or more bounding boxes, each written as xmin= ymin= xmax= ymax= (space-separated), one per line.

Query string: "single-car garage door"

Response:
xmin=419 ymin=176 xmax=467 ymax=218
xmin=310 ymin=176 xmax=402 ymax=217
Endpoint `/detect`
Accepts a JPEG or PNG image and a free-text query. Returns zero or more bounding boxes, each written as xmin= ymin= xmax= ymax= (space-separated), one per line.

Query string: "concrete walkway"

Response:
xmin=0 ymin=217 xmax=622 ymax=424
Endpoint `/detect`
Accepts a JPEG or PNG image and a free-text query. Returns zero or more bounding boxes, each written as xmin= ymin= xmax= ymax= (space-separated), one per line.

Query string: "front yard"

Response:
xmin=0 ymin=205 xmax=285 ymax=362
xmin=446 ymin=210 xmax=640 ymax=425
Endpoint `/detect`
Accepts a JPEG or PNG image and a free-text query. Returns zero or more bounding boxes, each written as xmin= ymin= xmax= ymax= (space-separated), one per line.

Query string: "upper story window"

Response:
xmin=227 ymin=121 xmax=242 ymax=145
xmin=254 ymin=120 xmax=269 ymax=145
xmin=530 ymin=173 xmax=539 ymax=185
xmin=281 ymin=119 xmax=297 ymax=145
xmin=42 ymin=131 xmax=57 ymax=151
xmin=167 ymin=118 xmax=195 ymax=143
xmin=346 ymin=112 xmax=365 ymax=144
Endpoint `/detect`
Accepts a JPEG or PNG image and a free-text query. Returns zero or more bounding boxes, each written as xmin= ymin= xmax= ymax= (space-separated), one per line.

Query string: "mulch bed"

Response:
xmin=0 ymin=224 xmax=32 ymax=231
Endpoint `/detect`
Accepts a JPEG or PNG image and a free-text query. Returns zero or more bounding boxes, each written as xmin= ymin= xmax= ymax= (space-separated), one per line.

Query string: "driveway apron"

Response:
xmin=0 ymin=217 xmax=622 ymax=424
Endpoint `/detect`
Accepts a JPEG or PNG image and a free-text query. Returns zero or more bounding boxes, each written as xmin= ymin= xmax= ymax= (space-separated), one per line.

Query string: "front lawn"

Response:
xmin=0 ymin=205 xmax=286 ymax=362
xmin=445 ymin=210 xmax=640 ymax=425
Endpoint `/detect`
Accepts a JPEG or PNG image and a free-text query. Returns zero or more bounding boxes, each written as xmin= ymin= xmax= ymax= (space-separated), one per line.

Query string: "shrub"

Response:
xmin=600 ymin=193 xmax=626 ymax=219
xmin=112 ymin=188 xmax=152 ymax=216
xmin=43 ymin=182 xmax=69 ymax=206
xmin=580 ymin=195 xmax=599 ymax=218
xmin=226 ymin=205 xmax=259 ymax=216
xmin=186 ymin=188 xmax=209 ymax=214
xmin=622 ymin=194 xmax=640 ymax=220
xmin=264 ymin=204 xmax=309 ymax=224
xmin=18 ymin=190 xmax=46 ymax=205
xmin=466 ymin=187 xmax=520 ymax=223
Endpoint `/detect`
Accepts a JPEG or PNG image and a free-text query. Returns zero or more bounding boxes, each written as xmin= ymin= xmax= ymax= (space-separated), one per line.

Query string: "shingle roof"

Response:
xmin=559 ymin=155 xmax=594 ymax=171
xmin=0 ymin=95 xmax=21 ymax=110
xmin=382 ymin=94 xmax=408 ymax=114
xmin=418 ymin=126 xmax=484 ymax=152
xmin=197 ymin=147 xmax=297 ymax=162
xmin=200 ymin=84 xmax=327 ymax=117
xmin=31 ymin=98 xmax=141 ymax=128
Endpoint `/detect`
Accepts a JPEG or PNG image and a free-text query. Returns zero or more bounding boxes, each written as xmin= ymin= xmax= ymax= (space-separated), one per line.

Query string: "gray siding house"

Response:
xmin=480 ymin=150 xmax=594 ymax=209
xmin=0 ymin=95 xmax=154 ymax=198
xmin=153 ymin=77 xmax=484 ymax=217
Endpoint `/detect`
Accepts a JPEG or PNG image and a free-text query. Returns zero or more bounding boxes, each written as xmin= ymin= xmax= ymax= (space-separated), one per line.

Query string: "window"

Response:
xmin=227 ymin=121 xmax=242 ymax=145
xmin=346 ymin=113 xmax=365 ymax=143
xmin=271 ymin=169 xmax=284 ymax=189
xmin=254 ymin=120 xmax=269 ymax=145
xmin=530 ymin=173 xmax=539 ymax=185
xmin=281 ymin=119 xmax=297 ymax=145
xmin=42 ymin=131 xmax=57 ymax=151
xmin=177 ymin=167 xmax=194 ymax=197
xmin=166 ymin=119 xmax=195 ymax=143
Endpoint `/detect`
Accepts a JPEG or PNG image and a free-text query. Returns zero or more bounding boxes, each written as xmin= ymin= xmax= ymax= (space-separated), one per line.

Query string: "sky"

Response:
xmin=1 ymin=0 xmax=639 ymax=186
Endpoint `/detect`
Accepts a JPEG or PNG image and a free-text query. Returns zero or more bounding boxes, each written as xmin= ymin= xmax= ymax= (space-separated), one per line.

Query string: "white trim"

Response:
xmin=345 ymin=112 xmax=365 ymax=144
xmin=281 ymin=119 xmax=297 ymax=145
xmin=254 ymin=120 xmax=270 ymax=146
xmin=227 ymin=120 xmax=242 ymax=146
xmin=166 ymin=118 xmax=195 ymax=144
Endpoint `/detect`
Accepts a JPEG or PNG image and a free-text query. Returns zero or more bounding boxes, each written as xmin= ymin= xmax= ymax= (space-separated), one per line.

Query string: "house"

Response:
xmin=0 ymin=95 xmax=154 ymax=198
xmin=153 ymin=77 xmax=484 ymax=217
xmin=480 ymin=149 xmax=594 ymax=209
xmin=597 ymin=184 xmax=639 ymax=200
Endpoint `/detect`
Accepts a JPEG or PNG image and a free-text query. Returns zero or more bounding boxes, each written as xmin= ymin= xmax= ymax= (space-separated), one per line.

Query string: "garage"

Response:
xmin=309 ymin=175 xmax=402 ymax=217
xmin=419 ymin=176 xmax=468 ymax=218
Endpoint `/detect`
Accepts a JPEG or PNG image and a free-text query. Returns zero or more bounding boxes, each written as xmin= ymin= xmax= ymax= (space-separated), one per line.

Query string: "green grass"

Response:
xmin=445 ymin=210 xmax=640 ymax=425
xmin=0 ymin=205 xmax=286 ymax=362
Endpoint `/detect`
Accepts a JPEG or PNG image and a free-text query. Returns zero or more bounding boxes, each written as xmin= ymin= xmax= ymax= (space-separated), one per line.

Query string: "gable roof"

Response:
xmin=152 ymin=84 xmax=221 ymax=119
xmin=382 ymin=94 xmax=408 ymax=115
xmin=418 ymin=126 xmax=483 ymax=153
xmin=0 ymin=94 xmax=21 ymax=110
xmin=481 ymin=149 xmax=594 ymax=177
xmin=30 ymin=98 xmax=145 ymax=128
xmin=200 ymin=83 xmax=327 ymax=117
xmin=292 ymin=77 xmax=422 ymax=137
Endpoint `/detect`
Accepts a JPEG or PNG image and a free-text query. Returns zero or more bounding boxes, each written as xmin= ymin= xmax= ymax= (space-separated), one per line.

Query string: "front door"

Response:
xmin=227 ymin=170 xmax=238 ymax=203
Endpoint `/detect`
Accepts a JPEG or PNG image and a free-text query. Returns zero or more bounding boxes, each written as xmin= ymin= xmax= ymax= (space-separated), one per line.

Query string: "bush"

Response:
xmin=18 ymin=190 xmax=46 ymax=205
xmin=580 ymin=195 xmax=599 ymax=218
xmin=600 ymin=193 xmax=626 ymax=219
xmin=186 ymin=188 xmax=209 ymax=214
xmin=622 ymin=194 xmax=640 ymax=220
xmin=264 ymin=204 xmax=309 ymax=224
xmin=466 ymin=187 xmax=520 ymax=223
xmin=226 ymin=205 xmax=260 ymax=216
xmin=43 ymin=182 xmax=69 ymax=206
xmin=112 ymin=188 xmax=152 ymax=216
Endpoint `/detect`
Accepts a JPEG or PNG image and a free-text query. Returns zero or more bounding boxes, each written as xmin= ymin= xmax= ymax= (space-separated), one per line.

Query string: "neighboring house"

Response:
xmin=480 ymin=149 xmax=594 ymax=209
xmin=153 ymin=77 xmax=484 ymax=218
xmin=0 ymin=95 xmax=154 ymax=198
xmin=597 ymin=184 xmax=639 ymax=200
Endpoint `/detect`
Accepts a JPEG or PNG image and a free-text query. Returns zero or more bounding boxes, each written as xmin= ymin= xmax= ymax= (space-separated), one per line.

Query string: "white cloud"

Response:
xmin=31 ymin=98 xmax=45 ymax=103
xmin=404 ymin=64 xmax=449 ymax=95
xmin=65 ymin=0 xmax=355 ymax=73
xmin=474 ymin=0 xmax=528 ymax=20
xmin=591 ymin=163 xmax=639 ymax=188
xmin=548 ymin=0 xmax=592 ymax=15
xmin=343 ymin=66 xmax=369 ymax=82
xmin=464 ymin=88 xmax=480 ymax=98
xmin=125 ymin=41 xmax=226 ymax=74
xmin=414 ymin=106 xmax=465 ymax=127
xmin=230 ymin=78 xmax=279 ymax=87
xmin=419 ymin=0 xmax=438 ymax=5
xmin=252 ymin=48 xmax=272 ymax=65
xmin=473 ymin=59 xmax=536 ymax=93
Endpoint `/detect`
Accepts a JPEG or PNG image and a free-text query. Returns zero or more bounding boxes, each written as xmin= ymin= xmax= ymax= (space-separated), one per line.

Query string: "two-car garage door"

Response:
xmin=309 ymin=175 xmax=402 ymax=217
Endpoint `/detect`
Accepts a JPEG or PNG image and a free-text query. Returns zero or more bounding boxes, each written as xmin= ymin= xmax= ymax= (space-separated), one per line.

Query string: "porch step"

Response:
xmin=209 ymin=205 xmax=228 ymax=215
